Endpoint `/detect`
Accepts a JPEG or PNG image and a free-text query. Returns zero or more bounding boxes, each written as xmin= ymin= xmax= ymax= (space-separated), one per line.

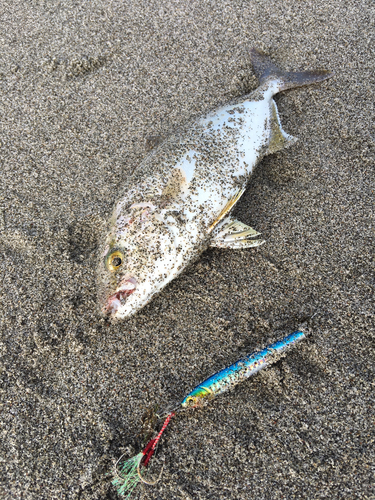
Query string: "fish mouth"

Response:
xmin=104 ymin=277 xmax=138 ymax=316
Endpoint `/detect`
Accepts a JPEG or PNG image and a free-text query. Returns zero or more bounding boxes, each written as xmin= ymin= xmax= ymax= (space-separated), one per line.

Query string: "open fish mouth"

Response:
xmin=104 ymin=277 xmax=138 ymax=315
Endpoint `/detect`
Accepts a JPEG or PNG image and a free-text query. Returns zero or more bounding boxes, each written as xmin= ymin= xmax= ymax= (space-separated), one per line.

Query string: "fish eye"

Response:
xmin=186 ymin=397 xmax=195 ymax=406
xmin=112 ymin=257 xmax=122 ymax=267
xmin=106 ymin=250 xmax=124 ymax=271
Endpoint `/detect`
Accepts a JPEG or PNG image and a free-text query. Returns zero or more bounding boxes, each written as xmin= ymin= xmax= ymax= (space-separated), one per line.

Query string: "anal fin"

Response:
xmin=210 ymin=217 xmax=265 ymax=249
xmin=266 ymin=100 xmax=297 ymax=155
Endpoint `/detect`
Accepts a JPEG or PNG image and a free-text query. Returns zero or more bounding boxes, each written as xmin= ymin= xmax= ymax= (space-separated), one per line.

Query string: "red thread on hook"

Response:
xmin=141 ymin=412 xmax=175 ymax=468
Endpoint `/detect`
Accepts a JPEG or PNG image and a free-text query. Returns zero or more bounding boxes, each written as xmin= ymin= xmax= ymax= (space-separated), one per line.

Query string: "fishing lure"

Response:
xmin=113 ymin=330 xmax=305 ymax=498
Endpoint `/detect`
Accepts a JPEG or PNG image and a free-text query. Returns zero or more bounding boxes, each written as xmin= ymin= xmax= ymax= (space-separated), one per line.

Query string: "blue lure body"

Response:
xmin=181 ymin=330 xmax=305 ymax=407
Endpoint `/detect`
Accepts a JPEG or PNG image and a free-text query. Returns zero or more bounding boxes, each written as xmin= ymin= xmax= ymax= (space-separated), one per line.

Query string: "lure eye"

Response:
xmin=185 ymin=397 xmax=195 ymax=407
xmin=106 ymin=250 xmax=124 ymax=271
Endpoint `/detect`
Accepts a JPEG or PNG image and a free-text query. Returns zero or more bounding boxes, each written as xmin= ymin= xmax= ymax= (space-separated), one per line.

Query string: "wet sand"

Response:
xmin=0 ymin=1 xmax=374 ymax=498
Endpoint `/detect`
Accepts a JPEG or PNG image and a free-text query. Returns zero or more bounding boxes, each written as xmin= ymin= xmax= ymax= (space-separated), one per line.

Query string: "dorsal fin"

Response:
xmin=266 ymin=100 xmax=297 ymax=155
xmin=145 ymin=135 xmax=165 ymax=151
xmin=250 ymin=48 xmax=333 ymax=92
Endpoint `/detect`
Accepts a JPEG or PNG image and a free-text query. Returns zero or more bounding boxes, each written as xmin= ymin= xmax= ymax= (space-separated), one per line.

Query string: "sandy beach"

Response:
xmin=0 ymin=0 xmax=374 ymax=498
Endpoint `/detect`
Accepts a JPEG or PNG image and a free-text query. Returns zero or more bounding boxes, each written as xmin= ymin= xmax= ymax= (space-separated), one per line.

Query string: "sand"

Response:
xmin=0 ymin=0 xmax=374 ymax=498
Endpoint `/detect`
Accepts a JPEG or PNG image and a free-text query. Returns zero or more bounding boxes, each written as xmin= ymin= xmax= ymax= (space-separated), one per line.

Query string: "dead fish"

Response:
xmin=98 ymin=49 xmax=332 ymax=319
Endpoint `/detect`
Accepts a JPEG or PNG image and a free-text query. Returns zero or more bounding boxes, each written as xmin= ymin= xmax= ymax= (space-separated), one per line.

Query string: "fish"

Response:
xmin=181 ymin=330 xmax=305 ymax=407
xmin=98 ymin=49 xmax=332 ymax=319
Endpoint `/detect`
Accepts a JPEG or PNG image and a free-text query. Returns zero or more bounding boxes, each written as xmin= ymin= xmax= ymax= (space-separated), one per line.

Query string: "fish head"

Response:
xmin=181 ymin=386 xmax=212 ymax=408
xmin=98 ymin=200 xmax=178 ymax=320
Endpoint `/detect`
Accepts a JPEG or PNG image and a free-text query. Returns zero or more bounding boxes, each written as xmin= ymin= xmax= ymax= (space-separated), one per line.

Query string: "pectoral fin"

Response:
xmin=162 ymin=168 xmax=187 ymax=199
xmin=208 ymin=187 xmax=246 ymax=232
xmin=210 ymin=217 xmax=265 ymax=249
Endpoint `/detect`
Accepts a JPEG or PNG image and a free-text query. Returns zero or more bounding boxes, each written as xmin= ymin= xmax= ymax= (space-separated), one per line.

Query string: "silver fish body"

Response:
xmin=98 ymin=49 xmax=332 ymax=319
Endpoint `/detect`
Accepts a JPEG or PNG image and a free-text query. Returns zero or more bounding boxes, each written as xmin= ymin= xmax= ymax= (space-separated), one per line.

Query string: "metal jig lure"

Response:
xmin=112 ymin=330 xmax=305 ymax=498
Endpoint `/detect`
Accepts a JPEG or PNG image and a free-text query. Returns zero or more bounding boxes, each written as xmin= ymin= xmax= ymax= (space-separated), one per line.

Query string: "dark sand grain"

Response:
xmin=0 ymin=1 xmax=374 ymax=499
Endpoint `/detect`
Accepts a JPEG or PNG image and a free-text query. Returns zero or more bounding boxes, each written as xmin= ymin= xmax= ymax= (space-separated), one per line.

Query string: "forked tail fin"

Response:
xmin=250 ymin=48 xmax=333 ymax=92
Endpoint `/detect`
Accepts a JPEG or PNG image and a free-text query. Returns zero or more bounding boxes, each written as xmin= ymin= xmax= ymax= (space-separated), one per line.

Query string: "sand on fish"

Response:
xmin=0 ymin=1 xmax=374 ymax=498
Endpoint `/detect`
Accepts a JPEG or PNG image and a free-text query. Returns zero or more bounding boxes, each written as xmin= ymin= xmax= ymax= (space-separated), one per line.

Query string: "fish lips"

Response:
xmin=104 ymin=277 xmax=138 ymax=316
